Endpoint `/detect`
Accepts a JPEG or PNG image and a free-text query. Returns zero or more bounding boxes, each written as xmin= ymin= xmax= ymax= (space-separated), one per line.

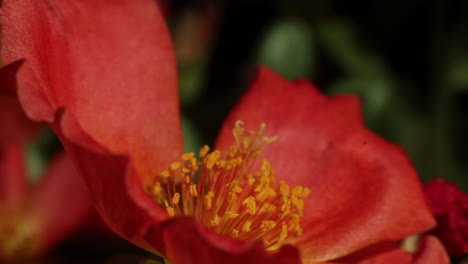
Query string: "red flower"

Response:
xmin=424 ymin=178 xmax=468 ymax=256
xmin=0 ymin=0 xmax=440 ymax=263
xmin=0 ymin=92 xmax=92 ymax=260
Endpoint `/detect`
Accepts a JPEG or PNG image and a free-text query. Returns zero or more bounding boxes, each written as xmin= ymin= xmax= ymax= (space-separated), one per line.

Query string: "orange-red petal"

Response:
xmin=216 ymin=67 xmax=435 ymax=261
xmin=0 ymin=63 xmax=42 ymax=144
xmin=0 ymin=0 xmax=183 ymax=183
xmin=1 ymin=0 xmax=183 ymax=252
xmin=331 ymin=236 xmax=449 ymax=264
xmin=0 ymin=145 xmax=27 ymax=212
xmin=54 ymin=117 xmax=169 ymax=254
xmin=144 ymin=217 xmax=302 ymax=264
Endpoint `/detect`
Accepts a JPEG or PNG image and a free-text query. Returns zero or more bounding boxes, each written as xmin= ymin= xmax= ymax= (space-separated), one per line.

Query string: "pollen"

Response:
xmin=147 ymin=121 xmax=310 ymax=251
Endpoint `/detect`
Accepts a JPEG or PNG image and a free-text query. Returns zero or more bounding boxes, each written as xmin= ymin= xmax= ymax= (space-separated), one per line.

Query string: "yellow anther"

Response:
xmin=199 ymin=145 xmax=210 ymax=158
xmin=152 ymin=182 xmax=163 ymax=195
xmin=170 ymin=162 xmax=180 ymax=171
xmin=211 ymin=215 xmax=221 ymax=226
xmin=243 ymin=196 xmax=257 ymax=215
xmin=232 ymin=229 xmax=240 ymax=238
xmin=189 ymin=184 xmax=198 ymax=197
xmin=217 ymin=160 xmax=226 ymax=168
xmin=260 ymin=159 xmax=271 ymax=172
xmin=290 ymin=213 xmax=300 ymax=223
xmin=226 ymin=159 xmax=238 ymax=170
xmin=182 ymin=152 xmax=195 ymax=161
xmin=204 ymin=191 xmax=214 ymax=209
xmin=225 ymin=211 xmax=240 ymax=219
xmin=256 ymin=187 xmax=276 ymax=202
xmin=205 ymin=150 xmax=221 ymax=169
xmin=246 ymin=173 xmax=255 ymax=185
xmin=242 ymin=221 xmax=252 ymax=232
xmin=167 ymin=207 xmax=175 ymax=217
xmin=190 ymin=157 xmax=198 ymax=168
xmin=172 ymin=193 xmax=180 ymax=205
xmin=294 ymin=225 xmax=303 ymax=236
xmin=160 ymin=170 xmax=170 ymax=178
xmin=279 ymin=181 xmax=290 ymax=198
xmin=260 ymin=220 xmax=277 ymax=232
xmin=263 ymin=135 xmax=279 ymax=144
xmin=291 ymin=196 xmax=305 ymax=211
xmin=233 ymin=120 xmax=245 ymax=147
xmin=228 ymin=192 xmax=237 ymax=203
xmin=281 ymin=199 xmax=291 ymax=216
xmin=300 ymin=188 xmax=311 ymax=198
xmin=149 ymin=121 xmax=309 ymax=252
xmin=231 ymin=185 xmax=243 ymax=194
xmin=260 ymin=203 xmax=277 ymax=214
xmin=292 ymin=186 xmax=303 ymax=196
xmin=279 ymin=223 xmax=288 ymax=243
xmin=227 ymin=146 xmax=238 ymax=158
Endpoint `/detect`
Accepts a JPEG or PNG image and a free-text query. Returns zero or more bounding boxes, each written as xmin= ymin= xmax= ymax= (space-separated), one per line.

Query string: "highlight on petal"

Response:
xmin=424 ymin=178 xmax=468 ymax=256
xmin=1 ymin=0 xmax=183 ymax=251
xmin=144 ymin=217 xmax=302 ymax=264
xmin=0 ymin=0 xmax=183 ymax=182
xmin=216 ymin=66 xmax=435 ymax=261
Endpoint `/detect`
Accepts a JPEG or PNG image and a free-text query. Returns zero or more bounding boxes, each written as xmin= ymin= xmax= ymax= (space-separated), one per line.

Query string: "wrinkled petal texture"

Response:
xmin=0 ymin=0 xmax=183 ymax=182
xmin=216 ymin=67 xmax=435 ymax=262
xmin=424 ymin=178 xmax=468 ymax=256
xmin=26 ymin=152 xmax=92 ymax=253
xmin=1 ymin=0 xmax=183 ymax=250
xmin=144 ymin=217 xmax=302 ymax=264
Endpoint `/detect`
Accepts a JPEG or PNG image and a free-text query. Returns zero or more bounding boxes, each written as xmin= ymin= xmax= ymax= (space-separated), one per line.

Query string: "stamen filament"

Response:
xmin=148 ymin=121 xmax=310 ymax=251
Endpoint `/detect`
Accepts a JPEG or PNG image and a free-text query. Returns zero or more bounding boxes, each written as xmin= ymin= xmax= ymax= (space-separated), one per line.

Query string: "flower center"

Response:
xmin=0 ymin=211 xmax=36 ymax=260
xmin=148 ymin=121 xmax=310 ymax=250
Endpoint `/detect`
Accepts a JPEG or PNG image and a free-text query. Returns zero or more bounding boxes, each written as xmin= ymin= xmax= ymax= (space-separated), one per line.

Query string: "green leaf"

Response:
xmin=257 ymin=19 xmax=314 ymax=79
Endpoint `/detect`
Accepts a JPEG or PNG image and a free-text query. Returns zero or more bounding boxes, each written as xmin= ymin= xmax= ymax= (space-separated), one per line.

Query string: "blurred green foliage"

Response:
xmin=257 ymin=19 xmax=315 ymax=80
xmin=173 ymin=0 xmax=468 ymax=192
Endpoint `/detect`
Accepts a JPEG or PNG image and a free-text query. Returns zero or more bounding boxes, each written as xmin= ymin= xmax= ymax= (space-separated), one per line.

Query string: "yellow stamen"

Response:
xmin=211 ymin=215 xmax=221 ymax=226
xmin=225 ymin=211 xmax=240 ymax=219
xmin=170 ymin=162 xmax=180 ymax=171
xmin=189 ymin=184 xmax=198 ymax=197
xmin=242 ymin=221 xmax=252 ymax=232
xmin=172 ymin=193 xmax=180 ymax=205
xmin=0 ymin=213 xmax=37 ymax=260
xmin=148 ymin=121 xmax=310 ymax=251
xmin=199 ymin=145 xmax=210 ymax=158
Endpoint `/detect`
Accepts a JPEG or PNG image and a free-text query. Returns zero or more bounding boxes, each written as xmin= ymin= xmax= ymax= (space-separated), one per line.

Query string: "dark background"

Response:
xmin=169 ymin=0 xmax=468 ymax=191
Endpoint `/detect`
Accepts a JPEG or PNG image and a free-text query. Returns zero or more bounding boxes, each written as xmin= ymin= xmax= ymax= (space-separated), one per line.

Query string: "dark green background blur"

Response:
xmin=169 ymin=0 xmax=468 ymax=191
